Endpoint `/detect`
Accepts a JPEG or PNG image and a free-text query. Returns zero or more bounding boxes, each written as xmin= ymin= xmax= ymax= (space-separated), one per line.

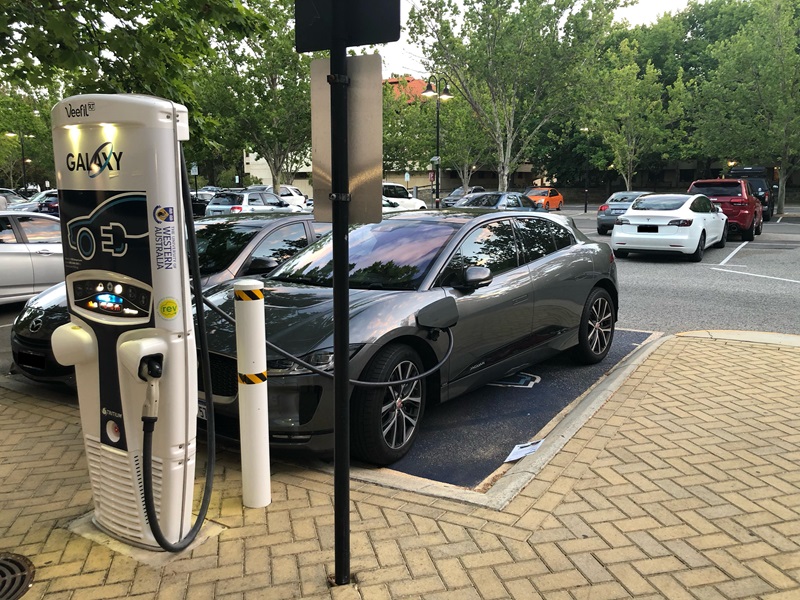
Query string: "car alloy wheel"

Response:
xmin=352 ymin=344 xmax=426 ymax=465
xmin=571 ymin=287 xmax=615 ymax=365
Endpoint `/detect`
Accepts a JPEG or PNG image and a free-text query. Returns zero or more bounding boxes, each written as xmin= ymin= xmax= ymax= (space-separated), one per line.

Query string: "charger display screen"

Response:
xmin=73 ymin=279 xmax=151 ymax=318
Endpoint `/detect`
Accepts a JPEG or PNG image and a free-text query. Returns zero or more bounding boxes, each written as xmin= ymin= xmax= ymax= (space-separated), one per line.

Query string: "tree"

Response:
xmin=382 ymin=78 xmax=434 ymax=175
xmin=0 ymin=86 xmax=56 ymax=190
xmin=1 ymin=0 xmax=264 ymax=128
xmin=439 ymin=96 xmax=494 ymax=191
xmin=585 ymin=40 xmax=685 ymax=191
xmin=408 ymin=0 xmax=621 ymax=191
xmin=696 ymin=0 xmax=800 ymax=213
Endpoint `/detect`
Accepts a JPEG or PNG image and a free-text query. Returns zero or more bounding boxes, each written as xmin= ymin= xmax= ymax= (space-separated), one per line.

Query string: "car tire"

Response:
xmin=755 ymin=216 xmax=763 ymax=236
xmin=351 ymin=344 xmax=426 ymax=465
xmin=597 ymin=226 xmax=608 ymax=235
xmin=764 ymin=204 xmax=772 ymax=222
xmin=742 ymin=218 xmax=755 ymax=241
xmin=613 ymin=249 xmax=628 ymax=258
xmin=571 ymin=287 xmax=615 ymax=365
xmin=714 ymin=224 xmax=728 ymax=249
xmin=690 ymin=232 xmax=706 ymax=262
xmin=556 ymin=201 xmax=563 ymax=211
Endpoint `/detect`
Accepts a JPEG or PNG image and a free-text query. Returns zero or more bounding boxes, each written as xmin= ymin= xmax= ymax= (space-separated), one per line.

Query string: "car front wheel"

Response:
xmin=571 ymin=287 xmax=615 ymax=365
xmin=351 ymin=344 xmax=426 ymax=465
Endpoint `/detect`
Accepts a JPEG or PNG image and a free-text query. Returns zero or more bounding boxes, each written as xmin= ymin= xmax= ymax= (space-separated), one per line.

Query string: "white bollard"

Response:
xmin=234 ymin=279 xmax=271 ymax=508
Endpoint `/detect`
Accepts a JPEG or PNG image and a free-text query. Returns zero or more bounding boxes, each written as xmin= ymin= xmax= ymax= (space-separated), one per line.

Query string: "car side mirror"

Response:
xmin=246 ymin=257 xmax=279 ymax=275
xmin=454 ymin=266 xmax=492 ymax=291
xmin=416 ymin=296 xmax=459 ymax=329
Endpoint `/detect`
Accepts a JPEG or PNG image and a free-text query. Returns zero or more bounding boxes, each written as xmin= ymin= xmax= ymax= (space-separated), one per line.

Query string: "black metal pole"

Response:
xmin=330 ymin=0 xmax=351 ymax=586
xmin=20 ymin=134 xmax=27 ymax=192
xmin=435 ymin=96 xmax=440 ymax=208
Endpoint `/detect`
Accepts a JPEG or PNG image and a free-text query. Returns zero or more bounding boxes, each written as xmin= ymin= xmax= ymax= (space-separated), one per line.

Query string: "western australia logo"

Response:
xmin=66 ymin=141 xmax=123 ymax=178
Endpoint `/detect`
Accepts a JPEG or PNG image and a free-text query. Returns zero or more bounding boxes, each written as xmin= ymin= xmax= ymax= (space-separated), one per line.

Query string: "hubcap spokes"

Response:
xmin=587 ymin=297 xmax=613 ymax=355
xmin=380 ymin=360 xmax=422 ymax=449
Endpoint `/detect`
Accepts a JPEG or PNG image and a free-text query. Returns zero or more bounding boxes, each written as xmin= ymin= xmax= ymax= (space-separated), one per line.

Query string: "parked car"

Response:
xmin=0 ymin=211 xmax=63 ymax=305
xmin=190 ymin=191 xmax=216 ymax=217
xmin=265 ymin=185 xmax=307 ymax=208
xmin=523 ymin=187 xmax=564 ymax=211
xmin=36 ymin=190 xmax=61 ymax=215
xmin=199 ymin=209 xmax=618 ymax=464
xmin=610 ymin=193 xmax=728 ymax=261
xmin=204 ymin=191 xmax=303 ymax=217
xmin=441 ymin=185 xmax=486 ymax=207
xmin=453 ymin=191 xmax=546 ymax=211
xmin=10 ymin=213 xmax=331 ymax=387
xmin=1 ymin=189 xmax=32 ymax=210
xmin=382 ymin=182 xmax=427 ymax=210
xmin=687 ymin=179 xmax=763 ymax=241
xmin=728 ymin=166 xmax=775 ymax=221
xmin=596 ymin=191 xmax=652 ymax=235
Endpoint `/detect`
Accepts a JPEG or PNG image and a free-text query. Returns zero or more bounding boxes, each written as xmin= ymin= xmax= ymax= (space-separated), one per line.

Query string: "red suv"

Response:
xmin=687 ymin=179 xmax=763 ymax=241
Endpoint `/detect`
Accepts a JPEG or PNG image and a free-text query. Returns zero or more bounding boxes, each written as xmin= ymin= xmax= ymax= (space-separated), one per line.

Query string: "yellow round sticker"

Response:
xmin=158 ymin=298 xmax=179 ymax=320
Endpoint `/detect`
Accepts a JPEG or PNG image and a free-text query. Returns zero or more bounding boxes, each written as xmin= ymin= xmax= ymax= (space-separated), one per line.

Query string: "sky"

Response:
xmin=378 ymin=0 xmax=696 ymax=78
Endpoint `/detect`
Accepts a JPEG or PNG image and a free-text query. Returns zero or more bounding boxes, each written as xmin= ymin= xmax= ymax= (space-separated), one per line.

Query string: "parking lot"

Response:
xmin=1 ymin=203 xmax=799 ymax=496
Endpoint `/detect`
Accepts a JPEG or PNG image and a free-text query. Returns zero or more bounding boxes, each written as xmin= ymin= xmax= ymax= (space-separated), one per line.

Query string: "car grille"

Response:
xmin=197 ymin=352 xmax=238 ymax=397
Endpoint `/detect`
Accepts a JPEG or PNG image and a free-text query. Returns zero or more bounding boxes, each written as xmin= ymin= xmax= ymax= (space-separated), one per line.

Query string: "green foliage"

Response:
xmin=0 ymin=86 xmax=56 ymax=189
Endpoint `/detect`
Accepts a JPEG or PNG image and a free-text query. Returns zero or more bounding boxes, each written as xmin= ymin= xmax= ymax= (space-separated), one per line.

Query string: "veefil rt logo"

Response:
xmin=66 ymin=141 xmax=123 ymax=178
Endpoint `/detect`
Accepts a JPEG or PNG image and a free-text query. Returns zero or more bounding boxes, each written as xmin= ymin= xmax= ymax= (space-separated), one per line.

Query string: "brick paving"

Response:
xmin=1 ymin=332 xmax=799 ymax=599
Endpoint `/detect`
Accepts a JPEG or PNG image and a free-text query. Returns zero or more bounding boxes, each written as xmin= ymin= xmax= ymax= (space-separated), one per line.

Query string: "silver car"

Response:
xmin=0 ymin=211 xmax=63 ymax=305
xmin=596 ymin=191 xmax=652 ymax=235
xmin=205 ymin=191 xmax=303 ymax=217
xmin=201 ymin=209 xmax=619 ymax=465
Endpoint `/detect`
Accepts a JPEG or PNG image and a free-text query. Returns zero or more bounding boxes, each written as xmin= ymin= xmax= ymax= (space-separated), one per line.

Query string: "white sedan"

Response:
xmin=610 ymin=193 xmax=728 ymax=262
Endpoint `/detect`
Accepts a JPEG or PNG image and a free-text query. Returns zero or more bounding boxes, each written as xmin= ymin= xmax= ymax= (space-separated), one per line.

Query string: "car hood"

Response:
xmin=202 ymin=280 xmax=421 ymax=358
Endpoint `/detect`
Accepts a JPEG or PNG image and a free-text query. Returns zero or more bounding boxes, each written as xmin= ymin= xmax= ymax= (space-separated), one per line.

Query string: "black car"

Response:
xmin=200 ymin=209 xmax=619 ymax=464
xmin=36 ymin=190 xmax=60 ymax=215
xmin=11 ymin=213 xmax=331 ymax=386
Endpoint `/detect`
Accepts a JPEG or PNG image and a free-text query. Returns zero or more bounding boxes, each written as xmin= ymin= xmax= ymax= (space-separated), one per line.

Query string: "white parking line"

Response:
xmin=718 ymin=241 xmax=748 ymax=266
xmin=711 ymin=268 xmax=800 ymax=284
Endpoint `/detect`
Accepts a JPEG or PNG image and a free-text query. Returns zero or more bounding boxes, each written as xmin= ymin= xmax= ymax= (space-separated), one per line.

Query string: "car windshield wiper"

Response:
xmin=269 ymin=275 xmax=322 ymax=286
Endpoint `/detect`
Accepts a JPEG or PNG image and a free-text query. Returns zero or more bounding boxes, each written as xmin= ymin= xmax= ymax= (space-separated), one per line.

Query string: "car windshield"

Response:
xmin=446 ymin=187 xmax=465 ymax=198
xmin=194 ymin=222 xmax=261 ymax=274
xmin=458 ymin=193 xmax=502 ymax=207
xmin=688 ymin=182 xmax=743 ymax=196
xmin=209 ymin=193 xmax=243 ymax=206
xmin=525 ymin=188 xmax=548 ymax=196
xmin=609 ymin=193 xmax=644 ymax=202
xmin=270 ymin=219 xmax=459 ymax=290
xmin=631 ymin=196 xmax=687 ymax=211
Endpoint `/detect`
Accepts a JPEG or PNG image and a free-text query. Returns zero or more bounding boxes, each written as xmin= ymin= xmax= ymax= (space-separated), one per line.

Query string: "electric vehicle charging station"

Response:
xmin=50 ymin=94 xmax=199 ymax=550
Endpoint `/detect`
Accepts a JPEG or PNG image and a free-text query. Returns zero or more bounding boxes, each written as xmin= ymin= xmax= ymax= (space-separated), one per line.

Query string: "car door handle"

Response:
xmin=512 ymin=294 xmax=528 ymax=305
xmin=36 ymin=249 xmax=54 ymax=256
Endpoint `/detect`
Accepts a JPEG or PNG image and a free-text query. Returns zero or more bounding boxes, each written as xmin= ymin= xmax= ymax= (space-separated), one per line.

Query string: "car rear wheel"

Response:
xmin=690 ymin=232 xmax=706 ymax=262
xmin=556 ymin=201 xmax=563 ymax=211
xmin=755 ymin=217 xmax=763 ymax=235
xmin=742 ymin=218 xmax=755 ymax=241
xmin=571 ymin=287 xmax=615 ymax=365
xmin=613 ymin=249 xmax=628 ymax=258
xmin=351 ymin=344 xmax=426 ymax=465
xmin=597 ymin=226 xmax=609 ymax=235
xmin=764 ymin=204 xmax=772 ymax=222
xmin=714 ymin=224 xmax=727 ymax=249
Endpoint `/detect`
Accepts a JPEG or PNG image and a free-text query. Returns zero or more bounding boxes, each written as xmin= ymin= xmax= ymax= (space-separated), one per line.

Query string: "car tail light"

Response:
xmin=667 ymin=219 xmax=693 ymax=227
xmin=230 ymin=206 xmax=243 ymax=213
xmin=615 ymin=217 xmax=629 ymax=225
xmin=598 ymin=204 xmax=609 ymax=212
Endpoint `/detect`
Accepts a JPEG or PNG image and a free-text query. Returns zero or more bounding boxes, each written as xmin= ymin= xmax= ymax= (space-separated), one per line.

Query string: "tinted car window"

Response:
xmin=209 ymin=193 xmax=242 ymax=206
xmin=0 ymin=217 xmax=18 ymax=243
xmin=18 ymin=216 xmax=61 ymax=243
xmin=551 ymin=222 xmax=574 ymax=250
xmin=251 ymin=223 xmax=308 ymax=264
xmin=506 ymin=195 xmax=521 ymax=208
xmin=247 ymin=194 xmax=264 ymax=206
xmin=194 ymin=222 xmax=261 ymax=275
xmin=439 ymin=220 xmax=518 ymax=286
xmin=519 ymin=196 xmax=539 ymax=209
xmin=631 ymin=196 xmax=687 ymax=210
xmin=690 ymin=196 xmax=712 ymax=213
xmin=383 ymin=184 xmax=408 ymax=200
xmin=262 ymin=193 xmax=283 ymax=206
xmin=688 ymin=182 xmax=743 ymax=196
xmin=271 ymin=220 xmax=459 ymax=290
xmin=515 ymin=217 xmax=557 ymax=260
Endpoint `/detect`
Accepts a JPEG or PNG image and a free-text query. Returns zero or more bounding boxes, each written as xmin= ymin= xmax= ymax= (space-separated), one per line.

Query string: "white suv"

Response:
xmin=382 ymin=182 xmax=427 ymax=210
xmin=266 ymin=185 xmax=307 ymax=208
xmin=205 ymin=191 xmax=302 ymax=216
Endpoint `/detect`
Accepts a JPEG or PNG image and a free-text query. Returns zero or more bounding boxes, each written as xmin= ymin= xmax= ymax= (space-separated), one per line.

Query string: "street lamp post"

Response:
xmin=422 ymin=76 xmax=453 ymax=208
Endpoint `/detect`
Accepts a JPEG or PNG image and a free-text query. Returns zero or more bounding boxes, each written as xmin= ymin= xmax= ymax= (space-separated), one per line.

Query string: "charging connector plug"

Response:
xmin=138 ymin=354 xmax=164 ymax=420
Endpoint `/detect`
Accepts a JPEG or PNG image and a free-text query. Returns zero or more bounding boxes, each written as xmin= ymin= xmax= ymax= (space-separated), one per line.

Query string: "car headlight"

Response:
xmin=267 ymin=344 xmax=364 ymax=376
